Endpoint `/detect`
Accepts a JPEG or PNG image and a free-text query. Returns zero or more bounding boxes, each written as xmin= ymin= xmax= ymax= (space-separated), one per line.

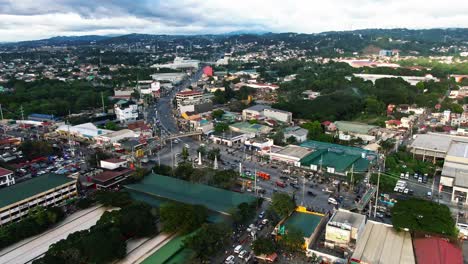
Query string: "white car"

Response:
xmin=239 ymin=250 xmax=248 ymax=259
xmin=328 ymin=197 xmax=338 ymax=205
xmin=394 ymin=186 xmax=401 ymax=192
xmin=400 ymin=173 xmax=405 ymax=179
xmin=234 ymin=245 xmax=243 ymax=254
xmin=405 ymin=172 xmax=410 ymax=179
xmin=403 ymin=188 xmax=409 ymax=194
xmin=225 ymin=255 xmax=235 ymax=264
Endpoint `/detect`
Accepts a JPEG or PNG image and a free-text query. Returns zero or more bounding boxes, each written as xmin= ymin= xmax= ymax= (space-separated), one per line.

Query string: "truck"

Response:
xmin=256 ymin=171 xmax=270 ymax=180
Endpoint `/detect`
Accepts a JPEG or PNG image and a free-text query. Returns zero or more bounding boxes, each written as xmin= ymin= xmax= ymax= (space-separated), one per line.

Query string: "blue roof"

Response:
xmin=28 ymin=113 xmax=57 ymax=120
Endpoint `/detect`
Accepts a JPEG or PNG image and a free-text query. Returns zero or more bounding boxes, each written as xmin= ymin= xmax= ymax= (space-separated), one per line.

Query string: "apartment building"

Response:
xmin=114 ymin=100 xmax=138 ymax=123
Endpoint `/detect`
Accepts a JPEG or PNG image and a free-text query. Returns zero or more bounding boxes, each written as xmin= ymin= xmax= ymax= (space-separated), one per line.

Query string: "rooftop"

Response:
xmin=441 ymin=161 xmax=468 ymax=188
xmin=351 ymin=221 xmax=415 ymax=264
xmin=93 ymin=168 xmax=133 ymax=183
xmin=413 ymin=237 xmax=462 ymax=264
xmin=284 ymin=211 xmax=323 ymax=237
xmin=410 ymin=133 xmax=468 ymax=153
xmin=0 ymin=174 xmax=75 ymax=209
xmin=244 ymin=104 xmax=271 ymax=112
xmin=273 ymin=145 xmax=313 ymax=159
xmin=328 ymin=209 xmax=366 ymax=228
xmin=125 ymin=174 xmax=256 ymax=214
xmin=101 ymin=158 xmax=127 ymax=164
xmin=447 ymin=141 xmax=468 ymax=158
xmin=0 ymin=167 xmax=13 ymax=177
xmin=334 ymin=121 xmax=378 ymax=135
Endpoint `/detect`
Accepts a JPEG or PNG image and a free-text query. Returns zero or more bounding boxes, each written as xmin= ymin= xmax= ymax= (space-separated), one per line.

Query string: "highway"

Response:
xmin=0 ymin=205 xmax=108 ymax=264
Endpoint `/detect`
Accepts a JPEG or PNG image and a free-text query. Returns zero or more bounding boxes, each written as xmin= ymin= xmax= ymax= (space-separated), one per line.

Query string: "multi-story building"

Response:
xmin=0 ymin=174 xmax=77 ymax=226
xmin=284 ymin=126 xmax=308 ymax=143
xmin=114 ymin=100 xmax=138 ymax=123
xmin=242 ymin=104 xmax=292 ymax=123
xmin=0 ymin=167 xmax=15 ymax=187
xmin=325 ymin=209 xmax=366 ymax=249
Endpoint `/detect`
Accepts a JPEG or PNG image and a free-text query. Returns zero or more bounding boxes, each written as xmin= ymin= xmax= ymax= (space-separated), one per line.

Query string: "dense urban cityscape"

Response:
xmin=1 ymin=2 xmax=468 ymax=264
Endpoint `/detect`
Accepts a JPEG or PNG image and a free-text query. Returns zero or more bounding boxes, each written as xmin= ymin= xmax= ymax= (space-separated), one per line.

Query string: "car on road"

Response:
xmin=418 ymin=177 xmax=423 ymax=183
xmin=376 ymin=212 xmax=385 ymax=218
xmin=422 ymin=176 xmax=428 ymax=183
xmin=225 ymin=255 xmax=235 ymax=264
xmin=276 ymin=181 xmax=286 ymax=188
xmin=234 ymin=245 xmax=243 ymax=254
xmin=279 ymin=176 xmax=288 ymax=181
xmin=328 ymin=197 xmax=338 ymax=205
xmin=239 ymin=250 xmax=248 ymax=259
xmin=259 ymin=211 xmax=265 ymax=219
xmin=290 ymin=182 xmax=299 ymax=189
xmin=307 ymin=190 xmax=317 ymax=197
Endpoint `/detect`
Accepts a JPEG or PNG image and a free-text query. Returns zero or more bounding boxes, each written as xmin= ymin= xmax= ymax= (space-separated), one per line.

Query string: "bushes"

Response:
xmin=0 ymin=207 xmax=65 ymax=249
xmin=160 ymin=202 xmax=207 ymax=235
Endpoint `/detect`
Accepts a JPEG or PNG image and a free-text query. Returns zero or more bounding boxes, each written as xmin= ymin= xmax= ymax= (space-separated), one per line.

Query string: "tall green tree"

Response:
xmin=160 ymin=202 xmax=207 ymax=235
xmin=252 ymin=237 xmax=276 ymax=255
xmin=271 ymin=193 xmax=296 ymax=218
xmin=184 ymin=223 xmax=232 ymax=261
xmin=280 ymin=226 xmax=305 ymax=253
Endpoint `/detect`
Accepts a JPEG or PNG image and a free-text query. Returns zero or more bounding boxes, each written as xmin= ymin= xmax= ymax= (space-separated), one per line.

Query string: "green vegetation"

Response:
xmin=183 ymin=223 xmax=232 ymax=261
xmin=19 ymin=140 xmax=58 ymax=160
xmin=271 ymin=193 xmax=296 ymax=218
xmin=95 ymin=190 xmax=133 ymax=208
xmin=211 ymin=109 xmax=225 ymax=120
xmin=159 ymin=202 xmax=208 ymax=235
xmin=34 ymin=198 xmax=157 ymax=264
xmin=252 ymin=237 xmax=276 ymax=255
xmin=214 ymin=122 xmax=229 ymax=132
xmin=280 ymin=226 xmax=305 ymax=253
xmin=0 ymin=207 xmax=65 ymax=249
xmin=1 ymin=79 xmax=112 ymax=118
xmin=391 ymin=199 xmax=457 ymax=237
xmin=231 ymin=200 xmax=263 ymax=225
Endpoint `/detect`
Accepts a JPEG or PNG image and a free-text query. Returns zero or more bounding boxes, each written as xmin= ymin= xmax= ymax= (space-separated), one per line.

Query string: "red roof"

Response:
xmin=413 ymin=237 xmax=462 ymax=264
xmin=0 ymin=167 xmax=13 ymax=177
xmin=177 ymin=90 xmax=202 ymax=96
xmin=93 ymin=168 xmax=133 ymax=183
xmin=386 ymin=119 xmax=402 ymax=125
xmin=322 ymin=121 xmax=331 ymax=126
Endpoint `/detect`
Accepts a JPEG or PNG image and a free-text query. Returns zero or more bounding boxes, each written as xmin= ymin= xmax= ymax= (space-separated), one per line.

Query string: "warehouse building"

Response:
xmin=409 ymin=133 xmax=468 ymax=162
xmin=0 ymin=174 xmax=77 ymax=226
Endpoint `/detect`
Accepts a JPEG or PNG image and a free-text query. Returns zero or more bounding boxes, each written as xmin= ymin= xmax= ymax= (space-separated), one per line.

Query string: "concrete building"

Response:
xmin=92 ymin=168 xmax=133 ymax=190
xmin=350 ymin=221 xmax=415 ymax=264
xmin=0 ymin=174 xmax=77 ymax=226
xmin=269 ymin=145 xmax=313 ymax=166
xmin=229 ymin=122 xmax=273 ymax=137
xmin=441 ymin=141 xmax=468 ymax=204
xmin=114 ymin=100 xmax=138 ymax=123
xmin=94 ymin=129 xmax=138 ymax=146
xmin=302 ymin=90 xmax=321 ymax=100
xmin=284 ymin=126 xmax=308 ymax=143
xmin=151 ymin=57 xmax=200 ymax=69
xmin=113 ymin=88 xmax=133 ymax=100
xmin=351 ymin=73 xmax=439 ymax=86
xmin=56 ymin=123 xmax=112 ymax=140
xmin=100 ymin=158 xmax=128 ymax=170
xmin=334 ymin=121 xmax=378 ymax=142
xmin=175 ymin=90 xmax=203 ymax=110
xmin=137 ymin=80 xmax=160 ymax=97
xmin=325 ymin=209 xmax=366 ymax=249
xmin=150 ymin=72 xmax=186 ymax=84
xmin=409 ymin=133 xmax=468 ymax=162
xmin=210 ymin=131 xmax=247 ymax=147
xmin=242 ymin=104 xmax=292 ymax=123
xmin=0 ymin=167 xmax=15 ymax=187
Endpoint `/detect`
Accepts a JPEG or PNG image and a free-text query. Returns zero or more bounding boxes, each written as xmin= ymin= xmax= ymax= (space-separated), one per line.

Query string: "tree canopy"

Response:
xmin=271 ymin=193 xmax=296 ymax=219
xmin=183 ymin=223 xmax=232 ymax=261
xmin=159 ymin=202 xmax=208 ymax=235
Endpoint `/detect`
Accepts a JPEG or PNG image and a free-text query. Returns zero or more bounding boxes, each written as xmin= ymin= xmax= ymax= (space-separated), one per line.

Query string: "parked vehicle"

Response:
xmin=225 ymin=255 xmax=235 ymax=264
xmin=234 ymin=245 xmax=243 ymax=254
xmin=422 ymin=176 xmax=428 ymax=183
xmin=307 ymin=190 xmax=317 ymax=197
xmin=256 ymin=171 xmax=270 ymax=180
xmin=239 ymin=250 xmax=248 ymax=259
xmin=418 ymin=177 xmax=423 ymax=183
xmin=328 ymin=197 xmax=338 ymax=205
xmin=400 ymin=173 xmax=405 ymax=179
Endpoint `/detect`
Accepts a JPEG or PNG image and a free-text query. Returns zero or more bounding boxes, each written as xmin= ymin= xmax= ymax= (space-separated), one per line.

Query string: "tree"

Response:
xmin=19 ymin=140 xmax=56 ymax=160
xmin=272 ymin=130 xmax=285 ymax=145
xmin=252 ymin=237 xmax=276 ymax=255
xmin=271 ymin=193 xmax=296 ymax=218
xmin=181 ymin=146 xmax=189 ymax=161
xmin=174 ymin=162 xmax=195 ymax=180
xmin=286 ymin=136 xmax=297 ymax=144
xmin=364 ymin=97 xmax=385 ymax=115
xmin=210 ymin=169 xmax=238 ymax=189
xmin=231 ymin=202 xmax=255 ymax=225
xmin=196 ymin=145 xmax=207 ymax=157
xmin=207 ymin=148 xmax=221 ymax=161
xmin=379 ymin=139 xmax=395 ymax=155
xmin=280 ymin=226 xmax=305 ymax=253
xmin=105 ymin=121 xmax=118 ymax=131
xmin=211 ymin=109 xmax=225 ymax=120
xmin=214 ymin=122 xmax=229 ymax=133
xmin=118 ymin=202 xmax=157 ymax=237
xmin=184 ymin=223 xmax=232 ymax=261
xmin=153 ymin=164 xmax=172 ymax=175
xmin=391 ymin=198 xmax=457 ymax=237
xmin=131 ymin=167 xmax=149 ymax=182
xmin=95 ymin=191 xmax=133 ymax=208
xmin=160 ymin=202 xmax=207 ymax=234
xmin=301 ymin=121 xmax=323 ymax=140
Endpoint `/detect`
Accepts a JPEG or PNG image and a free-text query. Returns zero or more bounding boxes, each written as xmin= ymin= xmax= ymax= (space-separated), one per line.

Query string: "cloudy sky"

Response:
xmin=1 ymin=0 xmax=468 ymax=42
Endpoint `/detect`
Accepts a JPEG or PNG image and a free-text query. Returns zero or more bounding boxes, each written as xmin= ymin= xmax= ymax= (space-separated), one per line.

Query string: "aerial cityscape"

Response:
xmin=1 ymin=1 xmax=468 ymax=264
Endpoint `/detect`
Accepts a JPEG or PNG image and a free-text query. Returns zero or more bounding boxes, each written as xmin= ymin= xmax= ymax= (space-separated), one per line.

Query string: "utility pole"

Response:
xmin=0 ymin=104 xmax=3 ymax=120
xmin=302 ymin=175 xmax=305 ymax=206
xmin=374 ymin=169 xmax=381 ymax=218
xmin=101 ymin=92 xmax=105 ymax=113
xmin=254 ymin=168 xmax=257 ymax=197
xmin=350 ymin=164 xmax=354 ymax=191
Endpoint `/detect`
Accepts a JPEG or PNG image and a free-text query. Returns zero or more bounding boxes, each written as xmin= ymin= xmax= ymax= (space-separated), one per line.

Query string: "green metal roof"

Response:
xmin=141 ymin=232 xmax=195 ymax=264
xmin=284 ymin=212 xmax=322 ymax=237
xmin=0 ymin=174 xmax=75 ymax=209
xmin=124 ymin=174 xmax=256 ymax=214
xmin=299 ymin=140 xmax=376 ymax=173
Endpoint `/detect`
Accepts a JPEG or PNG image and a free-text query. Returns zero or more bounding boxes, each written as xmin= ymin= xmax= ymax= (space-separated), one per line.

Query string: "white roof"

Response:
xmin=410 ymin=133 xmax=468 ymax=153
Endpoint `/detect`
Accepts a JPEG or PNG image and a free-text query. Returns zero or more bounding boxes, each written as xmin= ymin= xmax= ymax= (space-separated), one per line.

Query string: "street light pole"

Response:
xmin=374 ymin=168 xmax=380 ymax=218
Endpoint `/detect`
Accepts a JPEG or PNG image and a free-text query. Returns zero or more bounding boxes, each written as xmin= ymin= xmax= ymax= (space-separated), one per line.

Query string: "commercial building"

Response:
xmin=150 ymin=72 xmax=186 ymax=84
xmin=300 ymin=140 xmax=377 ymax=176
xmin=334 ymin=121 xmax=378 ymax=142
xmin=151 ymin=57 xmax=200 ymax=69
xmin=56 ymin=123 xmax=112 ymax=140
xmin=137 ymin=80 xmax=160 ymax=97
xmin=229 ymin=122 xmax=273 ymax=137
xmin=350 ymin=221 xmax=415 ymax=264
xmin=0 ymin=174 xmax=77 ymax=226
xmin=0 ymin=167 xmax=15 ymax=187
xmin=440 ymin=141 xmax=468 ymax=204
xmin=94 ymin=129 xmax=138 ymax=146
xmin=269 ymin=145 xmax=313 ymax=166
xmin=284 ymin=126 xmax=308 ymax=143
xmin=114 ymin=100 xmax=138 ymax=123
xmin=100 ymin=158 xmax=128 ymax=170
xmin=92 ymin=167 xmax=133 ymax=190
xmin=210 ymin=131 xmax=247 ymax=147
xmin=351 ymin=73 xmax=439 ymax=86
xmin=242 ymin=104 xmax=292 ymax=123
xmin=409 ymin=133 xmax=468 ymax=162
xmin=325 ymin=209 xmax=366 ymax=249
xmin=175 ymin=90 xmax=210 ymax=113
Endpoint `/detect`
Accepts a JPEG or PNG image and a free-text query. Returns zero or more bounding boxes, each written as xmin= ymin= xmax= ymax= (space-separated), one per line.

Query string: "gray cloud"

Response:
xmin=0 ymin=0 xmax=468 ymax=41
